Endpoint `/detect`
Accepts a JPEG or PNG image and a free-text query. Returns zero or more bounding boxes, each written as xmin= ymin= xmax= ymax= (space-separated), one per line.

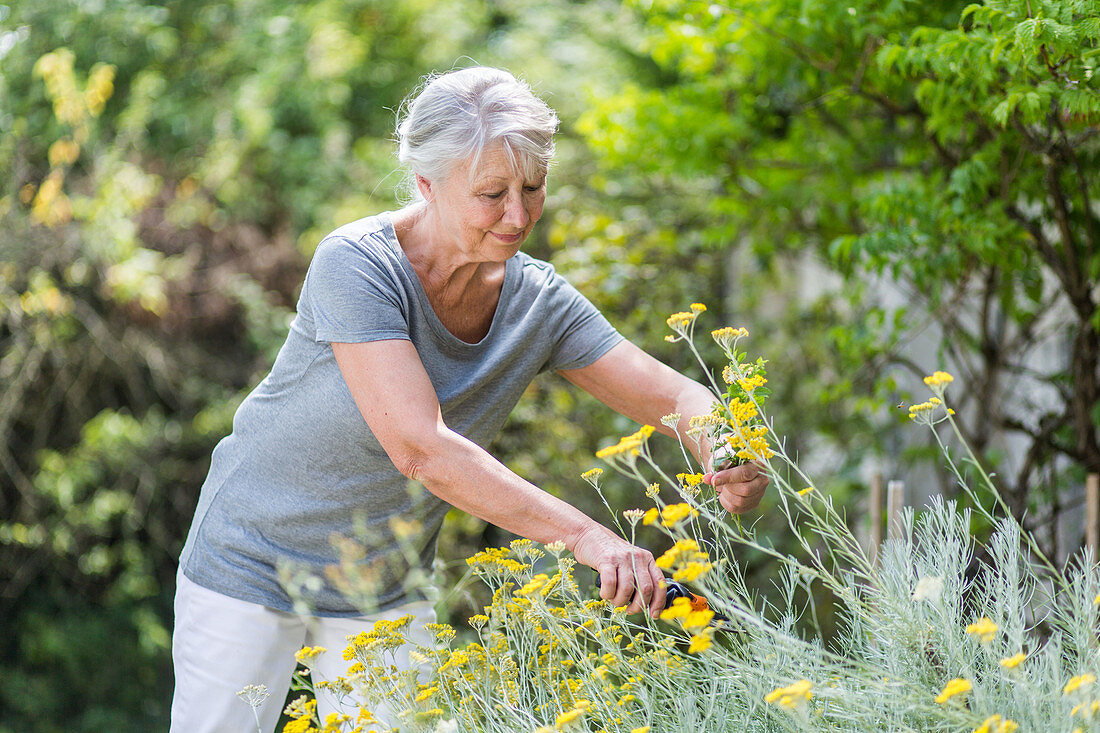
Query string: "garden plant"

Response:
xmin=242 ymin=306 xmax=1100 ymax=733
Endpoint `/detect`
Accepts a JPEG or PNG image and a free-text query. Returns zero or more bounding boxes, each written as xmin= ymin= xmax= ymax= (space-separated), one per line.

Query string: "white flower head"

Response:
xmin=236 ymin=683 xmax=270 ymax=708
xmin=660 ymin=412 xmax=682 ymax=429
xmin=912 ymin=576 xmax=944 ymax=603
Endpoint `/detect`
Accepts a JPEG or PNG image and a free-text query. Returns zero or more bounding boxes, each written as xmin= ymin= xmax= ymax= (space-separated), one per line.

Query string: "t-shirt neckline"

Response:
xmin=379 ymin=211 xmax=517 ymax=350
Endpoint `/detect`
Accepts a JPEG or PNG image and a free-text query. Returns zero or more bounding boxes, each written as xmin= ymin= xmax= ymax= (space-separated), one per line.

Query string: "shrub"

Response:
xmin=261 ymin=307 xmax=1098 ymax=732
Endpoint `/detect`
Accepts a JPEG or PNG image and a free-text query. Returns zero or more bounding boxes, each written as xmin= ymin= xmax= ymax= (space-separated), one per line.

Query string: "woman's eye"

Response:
xmin=524 ymin=185 xmax=542 ymax=193
xmin=481 ymin=191 xmax=505 ymax=200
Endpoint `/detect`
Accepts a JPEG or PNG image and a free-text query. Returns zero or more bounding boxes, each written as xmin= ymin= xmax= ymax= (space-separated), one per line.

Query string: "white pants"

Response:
xmin=170 ymin=572 xmax=436 ymax=733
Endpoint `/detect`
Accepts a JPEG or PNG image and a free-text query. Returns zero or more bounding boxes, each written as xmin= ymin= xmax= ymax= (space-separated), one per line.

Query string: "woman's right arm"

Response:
xmin=330 ymin=338 xmax=666 ymax=618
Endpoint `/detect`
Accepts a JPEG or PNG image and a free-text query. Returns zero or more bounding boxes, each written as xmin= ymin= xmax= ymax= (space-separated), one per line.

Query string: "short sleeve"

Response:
xmin=544 ymin=271 xmax=624 ymax=372
xmin=300 ymin=236 xmax=410 ymax=344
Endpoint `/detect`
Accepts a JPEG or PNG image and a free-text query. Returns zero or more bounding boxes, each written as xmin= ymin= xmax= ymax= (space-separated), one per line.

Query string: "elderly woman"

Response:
xmin=171 ymin=66 xmax=768 ymax=731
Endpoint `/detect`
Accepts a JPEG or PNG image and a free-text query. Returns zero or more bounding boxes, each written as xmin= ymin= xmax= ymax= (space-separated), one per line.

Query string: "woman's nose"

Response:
xmin=501 ymin=192 xmax=529 ymax=228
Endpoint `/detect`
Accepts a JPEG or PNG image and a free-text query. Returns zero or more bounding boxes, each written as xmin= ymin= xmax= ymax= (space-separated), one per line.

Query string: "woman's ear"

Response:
xmin=415 ymin=174 xmax=434 ymax=202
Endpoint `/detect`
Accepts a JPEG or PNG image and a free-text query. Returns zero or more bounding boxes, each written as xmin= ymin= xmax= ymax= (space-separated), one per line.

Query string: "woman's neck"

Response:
xmin=391 ymin=204 xmax=503 ymax=305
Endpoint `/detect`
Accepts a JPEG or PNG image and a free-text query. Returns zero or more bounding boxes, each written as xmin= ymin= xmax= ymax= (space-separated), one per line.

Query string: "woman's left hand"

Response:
xmin=704 ymin=461 xmax=769 ymax=514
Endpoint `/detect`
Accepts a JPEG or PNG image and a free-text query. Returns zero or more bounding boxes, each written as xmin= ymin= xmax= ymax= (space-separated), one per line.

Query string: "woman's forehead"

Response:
xmin=467 ymin=144 xmax=545 ymax=184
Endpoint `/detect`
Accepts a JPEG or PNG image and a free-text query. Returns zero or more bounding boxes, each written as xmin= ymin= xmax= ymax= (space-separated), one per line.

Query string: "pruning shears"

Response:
xmin=594 ymin=576 xmax=728 ymax=623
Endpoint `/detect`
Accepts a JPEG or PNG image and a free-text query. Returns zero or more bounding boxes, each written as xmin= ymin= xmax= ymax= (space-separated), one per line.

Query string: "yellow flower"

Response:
xmin=1071 ymin=700 xmax=1100 ymax=718
xmin=666 ymin=311 xmax=697 ymax=337
xmin=581 ymin=468 xmax=603 ymax=483
xmin=682 ymin=609 xmax=715 ymax=633
xmin=737 ymin=374 xmax=767 ymax=393
xmin=659 ymin=596 xmax=692 ymax=621
xmin=923 ymin=370 xmax=955 ymax=396
xmin=687 ymin=632 xmax=713 ymax=653
xmin=765 ymin=679 xmax=813 ymax=709
xmin=642 ymin=507 xmax=660 ymax=526
xmin=659 ymin=502 xmax=698 ymax=527
xmin=966 ymin=617 xmax=998 ymax=643
xmin=711 ymin=326 xmax=749 ymax=351
xmin=935 ymin=678 xmax=972 ymax=704
xmin=973 ymin=714 xmax=1019 ymax=733
xmin=797 ymin=486 xmax=814 ymax=496
xmin=999 ymin=652 xmax=1026 ymax=669
xmin=1094 ymin=592 xmax=1100 ymax=605
xmin=1065 ymin=674 xmax=1097 ymax=695
xmin=516 ymin=574 xmax=550 ymax=597
xmin=595 ymin=425 xmax=655 ymax=460
xmin=555 ymin=707 xmax=585 ymax=728
xmin=294 ymin=645 xmax=327 ymax=669
xmin=677 ymin=472 xmax=705 ymax=487
xmin=283 ymin=720 xmax=312 ymax=733
xmin=630 ymin=728 xmax=651 ymax=733
xmin=672 ymin=561 xmax=712 ymax=582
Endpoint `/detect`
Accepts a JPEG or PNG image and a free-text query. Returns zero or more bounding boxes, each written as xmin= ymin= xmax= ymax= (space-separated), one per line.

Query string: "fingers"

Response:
xmin=709 ymin=461 xmax=770 ymax=514
xmin=598 ymin=549 xmax=663 ymax=618
xmin=647 ymin=562 xmax=666 ymax=618
xmin=598 ymin=565 xmax=618 ymax=605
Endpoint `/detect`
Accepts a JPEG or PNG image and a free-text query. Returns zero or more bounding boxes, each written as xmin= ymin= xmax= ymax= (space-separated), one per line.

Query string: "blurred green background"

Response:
xmin=2 ymin=0 xmax=1097 ymax=729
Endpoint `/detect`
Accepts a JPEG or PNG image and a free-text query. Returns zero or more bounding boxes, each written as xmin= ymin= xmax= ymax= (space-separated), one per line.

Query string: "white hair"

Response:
xmin=395 ymin=66 xmax=559 ymax=201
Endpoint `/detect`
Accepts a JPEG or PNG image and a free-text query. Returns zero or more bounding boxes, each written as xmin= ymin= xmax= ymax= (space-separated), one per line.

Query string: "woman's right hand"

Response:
xmin=569 ymin=523 xmax=665 ymax=619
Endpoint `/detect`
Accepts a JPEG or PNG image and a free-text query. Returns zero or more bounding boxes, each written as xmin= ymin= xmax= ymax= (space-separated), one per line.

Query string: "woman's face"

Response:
xmin=425 ymin=143 xmax=546 ymax=263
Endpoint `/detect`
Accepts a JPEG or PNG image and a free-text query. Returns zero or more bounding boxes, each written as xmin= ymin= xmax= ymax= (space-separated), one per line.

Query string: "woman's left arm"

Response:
xmin=559 ymin=340 xmax=768 ymax=514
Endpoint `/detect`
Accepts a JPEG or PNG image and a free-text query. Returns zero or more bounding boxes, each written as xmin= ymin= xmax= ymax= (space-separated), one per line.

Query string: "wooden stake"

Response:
xmin=870 ymin=473 xmax=884 ymax=566
xmin=1087 ymin=473 xmax=1099 ymax=560
xmin=887 ymin=480 xmax=906 ymax=542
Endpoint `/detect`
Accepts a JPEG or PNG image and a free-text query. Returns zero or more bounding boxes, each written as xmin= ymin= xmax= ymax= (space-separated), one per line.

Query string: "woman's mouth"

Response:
xmin=491 ymin=230 xmax=525 ymax=244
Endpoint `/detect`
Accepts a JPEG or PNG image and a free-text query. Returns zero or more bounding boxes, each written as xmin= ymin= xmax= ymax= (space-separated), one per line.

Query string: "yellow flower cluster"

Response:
xmin=517 ymin=574 xmax=551 ymax=597
xmin=1065 ymin=674 xmax=1097 ymax=695
xmin=466 ymin=546 xmax=532 ymax=575
xmin=554 ymin=699 xmax=591 ymax=728
xmin=642 ymin=502 xmax=698 ymax=528
xmin=908 ymin=397 xmax=953 ymax=424
xmin=595 ymin=425 xmax=655 ymax=459
xmin=341 ymin=615 xmax=413 ymax=671
xmin=283 ymin=697 xmax=342 ymax=733
xmin=711 ymin=326 xmax=749 ymax=351
xmin=666 ymin=311 xmax=697 ymax=331
xmin=923 ymin=370 xmax=955 ymax=394
xmin=1000 ymin=652 xmax=1026 ymax=669
xmin=581 ymin=468 xmax=603 ymax=485
xmin=1071 ymin=699 xmax=1100 ymax=719
xmin=965 ymin=617 xmax=998 ymax=643
xmin=676 ymin=472 xmax=705 ymax=487
xmin=973 ymin=714 xmax=1019 ymax=733
xmin=935 ymin=677 xmax=972 ymax=703
xmin=722 ymin=425 xmax=774 ymax=461
xmin=665 ymin=304 xmax=707 ymax=341
xmin=737 ymin=374 xmax=767 ymax=394
xmin=687 ymin=414 xmax=724 ymax=428
xmin=294 ymin=645 xmax=327 ymax=669
xmin=660 ymin=596 xmax=714 ymax=632
xmin=655 ymin=539 xmax=713 ymax=583
xmin=727 ymin=397 xmax=759 ymax=425
xmin=765 ymin=679 xmax=813 ymax=709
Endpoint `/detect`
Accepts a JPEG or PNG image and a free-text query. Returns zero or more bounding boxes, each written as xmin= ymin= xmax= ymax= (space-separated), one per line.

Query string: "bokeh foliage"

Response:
xmin=1 ymin=0 xmax=1098 ymax=730
xmin=573 ymin=0 xmax=1100 ymax=550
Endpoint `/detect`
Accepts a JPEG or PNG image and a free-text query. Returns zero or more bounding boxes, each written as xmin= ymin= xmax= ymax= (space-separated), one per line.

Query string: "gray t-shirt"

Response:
xmin=179 ymin=212 xmax=623 ymax=616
